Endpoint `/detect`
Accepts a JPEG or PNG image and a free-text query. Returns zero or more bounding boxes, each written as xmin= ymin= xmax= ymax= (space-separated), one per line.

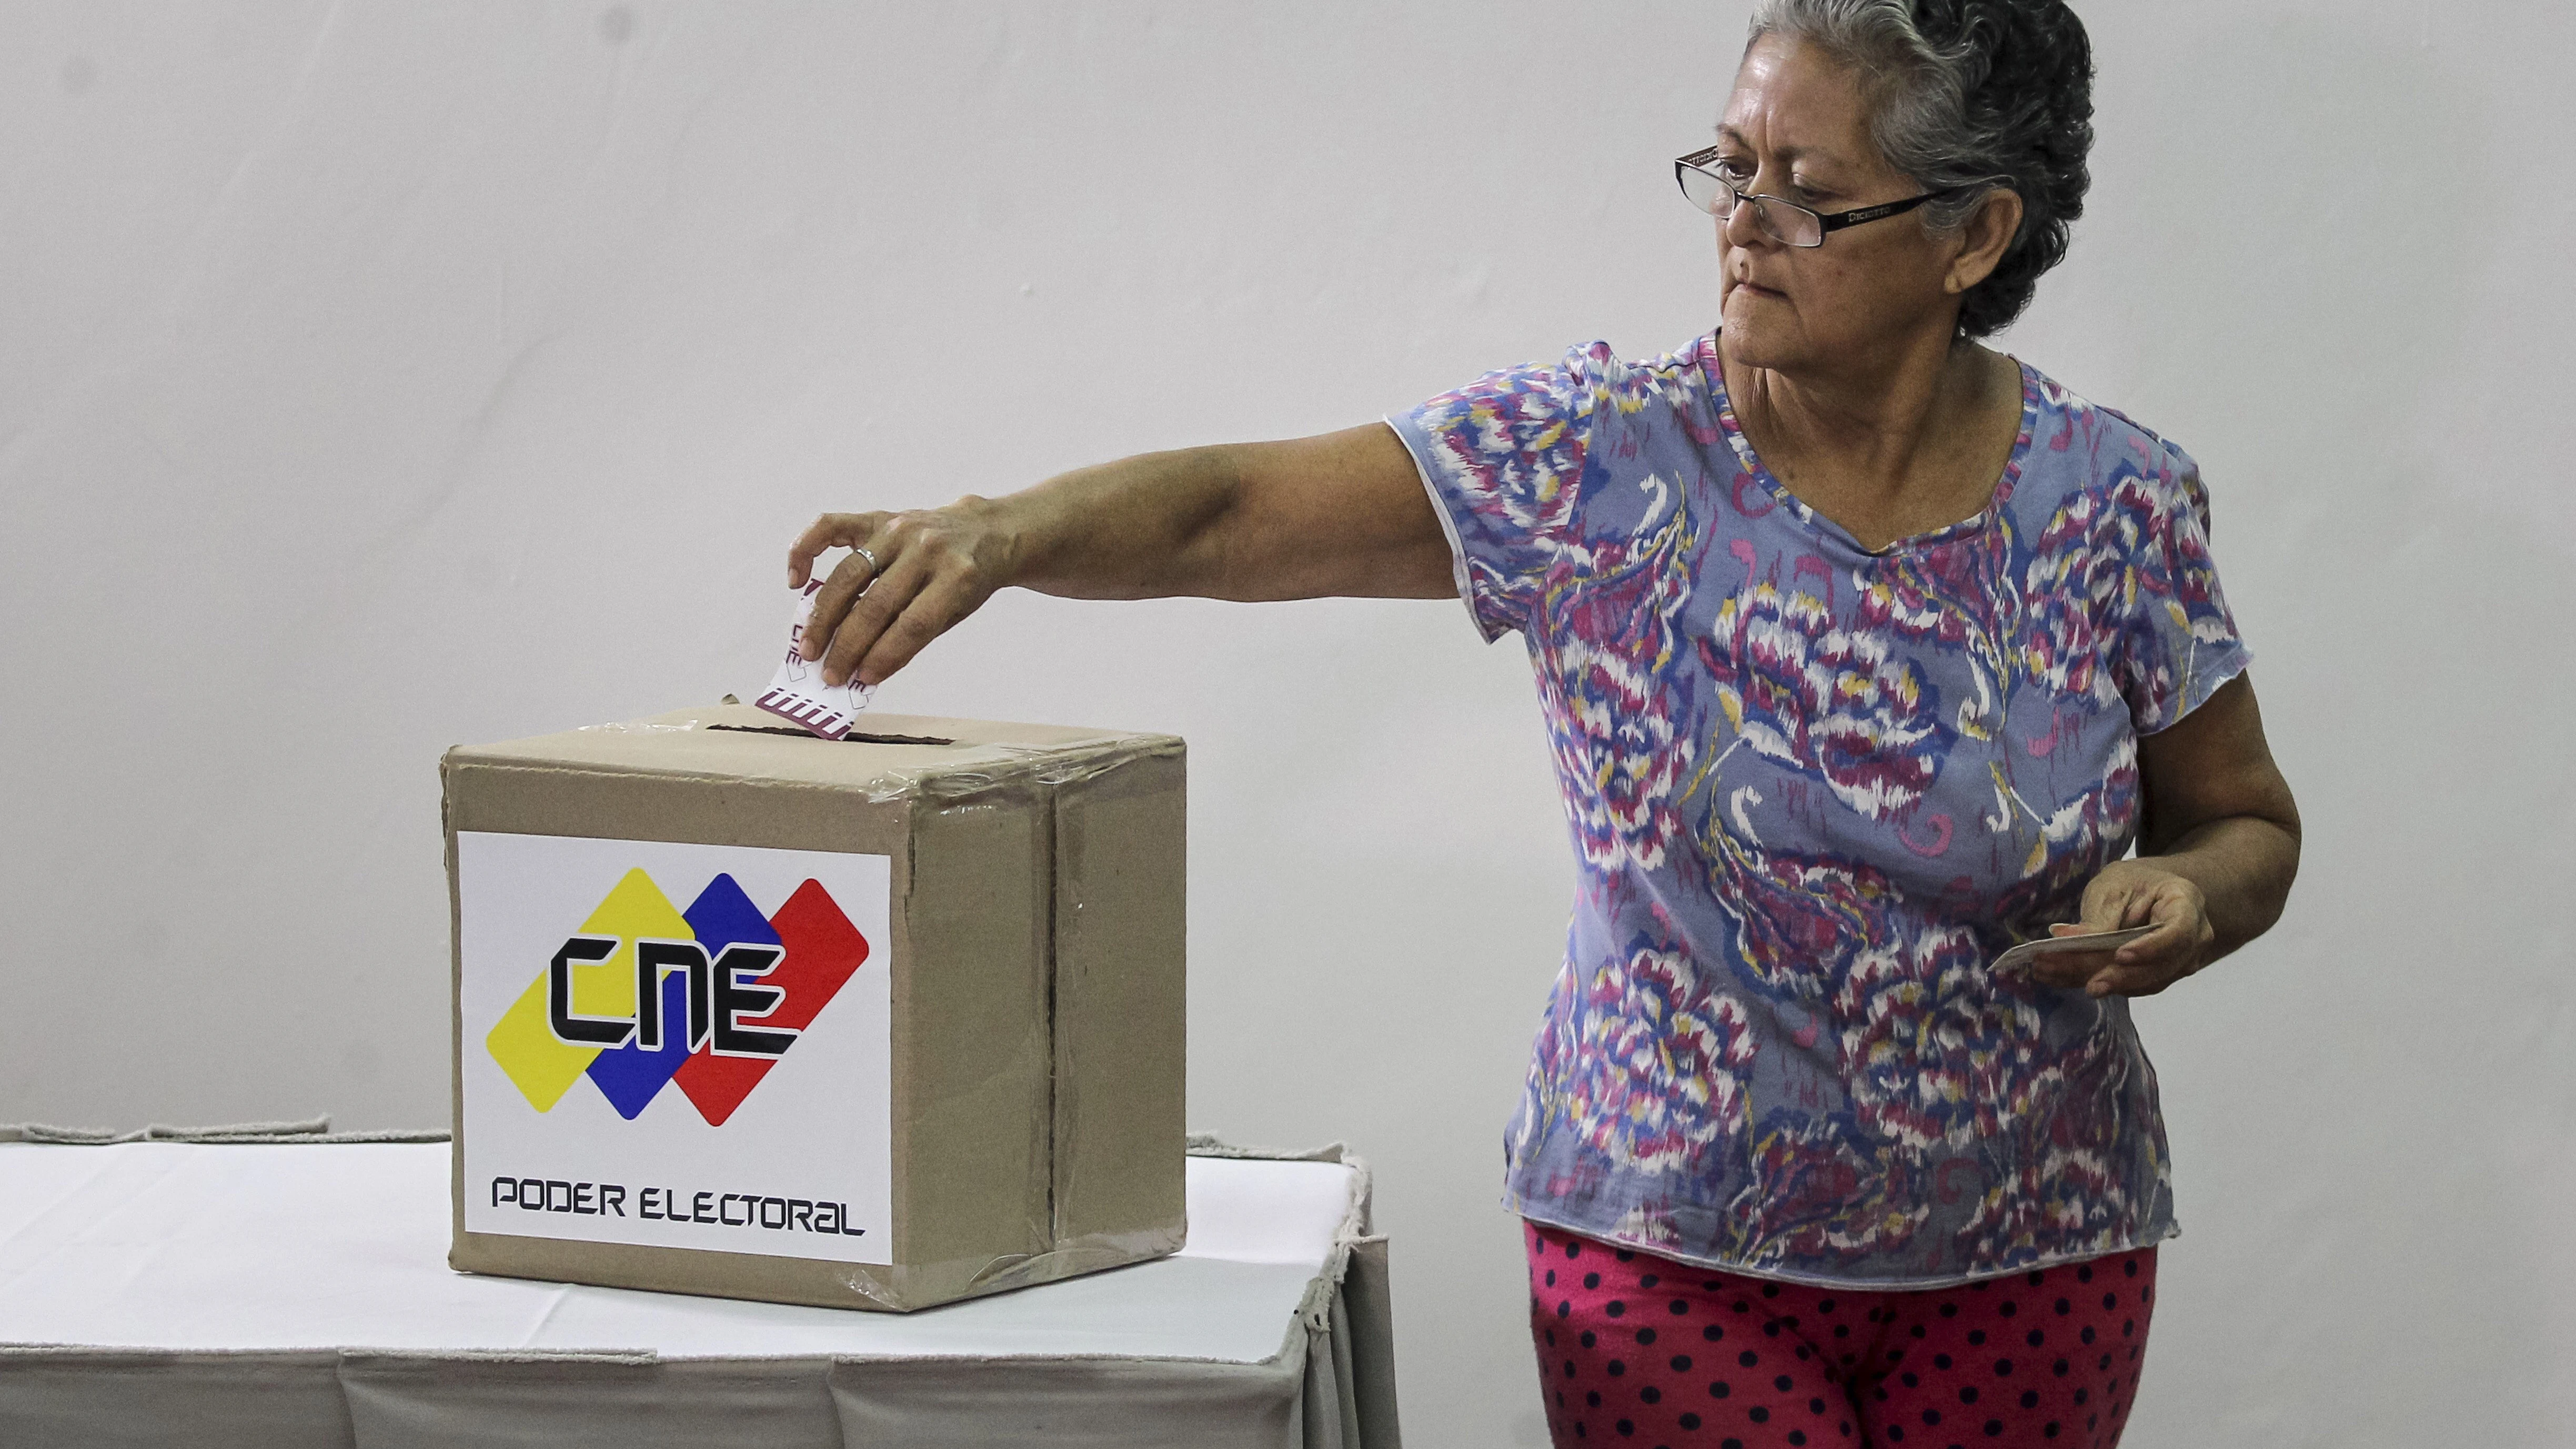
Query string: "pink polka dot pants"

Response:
xmin=1526 ymin=1220 xmax=2156 ymax=1448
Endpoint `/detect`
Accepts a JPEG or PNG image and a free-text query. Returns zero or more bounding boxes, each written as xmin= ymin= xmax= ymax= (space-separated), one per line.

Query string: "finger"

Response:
xmin=2030 ymin=947 xmax=2122 ymax=991
xmin=788 ymin=512 xmax=883 ymax=590
xmin=2087 ymin=918 xmax=2203 ymax=998
xmin=2110 ymin=917 xmax=2190 ymax=965
xmin=2084 ymin=954 xmax=2182 ymax=998
xmin=803 ymin=542 xmax=887 ymax=663
xmin=856 ymin=575 xmax=991 ymax=683
xmin=2076 ymin=880 xmax=2139 ymax=934
xmin=821 ymin=549 xmax=932 ymax=687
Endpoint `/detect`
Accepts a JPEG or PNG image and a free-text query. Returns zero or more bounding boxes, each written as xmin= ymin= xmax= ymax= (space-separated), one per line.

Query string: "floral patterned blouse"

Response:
xmin=1387 ymin=333 xmax=2253 ymax=1287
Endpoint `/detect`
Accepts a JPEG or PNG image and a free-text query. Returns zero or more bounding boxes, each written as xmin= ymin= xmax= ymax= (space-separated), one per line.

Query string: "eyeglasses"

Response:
xmin=1674 ymin=144 xmax=2004 ymax=248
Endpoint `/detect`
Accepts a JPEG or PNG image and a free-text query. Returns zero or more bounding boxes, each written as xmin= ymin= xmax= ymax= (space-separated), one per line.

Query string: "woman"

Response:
xmin=788 ymin=2 xmax=2300 ymax=1444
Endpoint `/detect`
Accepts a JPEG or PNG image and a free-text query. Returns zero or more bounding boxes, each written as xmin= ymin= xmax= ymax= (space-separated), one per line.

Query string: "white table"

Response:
xmin=0 ymin=1132 xmax=1397 ymax=1448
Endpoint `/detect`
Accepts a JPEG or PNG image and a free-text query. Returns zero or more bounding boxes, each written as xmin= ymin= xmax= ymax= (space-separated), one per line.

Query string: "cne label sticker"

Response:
xmin=457 ymin=832 xmax=893 ymax=1264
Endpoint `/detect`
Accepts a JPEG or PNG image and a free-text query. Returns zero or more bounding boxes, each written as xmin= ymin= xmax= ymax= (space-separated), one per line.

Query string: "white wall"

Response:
xmin=3 ymin=3 xmax=2568 ymax=1445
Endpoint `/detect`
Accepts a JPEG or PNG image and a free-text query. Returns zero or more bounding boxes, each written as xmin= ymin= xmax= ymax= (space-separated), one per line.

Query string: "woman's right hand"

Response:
xmin=787 ymin=497 xmax=1020 ymax=688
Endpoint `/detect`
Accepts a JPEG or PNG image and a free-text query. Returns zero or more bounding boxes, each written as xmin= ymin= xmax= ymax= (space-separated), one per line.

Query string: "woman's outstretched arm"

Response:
xmin=785 ymin=422 xmax=1455 ymax=688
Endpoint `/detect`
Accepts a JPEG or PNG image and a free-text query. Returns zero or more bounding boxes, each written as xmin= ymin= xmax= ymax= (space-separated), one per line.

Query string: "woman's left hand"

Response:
xmin=2030 ymin=860 xmax=2217 ymax=998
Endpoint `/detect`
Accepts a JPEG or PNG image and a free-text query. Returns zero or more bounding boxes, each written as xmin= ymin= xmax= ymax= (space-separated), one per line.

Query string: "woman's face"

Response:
xmin=1714 ymin=35 xmax=1985 ymax=375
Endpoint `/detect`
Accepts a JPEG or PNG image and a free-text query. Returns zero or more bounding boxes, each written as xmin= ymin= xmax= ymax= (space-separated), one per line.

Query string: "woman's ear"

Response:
xmin=1944 ymin=188 xmax=2026 ymax=295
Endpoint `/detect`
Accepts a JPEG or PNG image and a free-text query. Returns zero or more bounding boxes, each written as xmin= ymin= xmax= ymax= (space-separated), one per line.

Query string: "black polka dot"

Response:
xmin=1608 ymin=1360 xmax=1626 ymax=1377
xmin=2020 ymin=1391 xmax=2039 ymax=1408
xmin=1937 ymin=1303 xmax=1958 ymax=1318
xmin=2052 ymin=1359 xmax=2069 ymax=1377
xmin=1546 ymin=1270 xmax=1557 ymax=1287
xmin=1671 ymin=1354 xmax=1693 ymax=1372
xmin=1763 ymin=1284 xmax=1782 ymax=1298
xmin=2124 ymin=1259 xmax=2139 ymax=1277
xmin=2026 ymin=1271 xmax=2046 ymax=1287
xmin=1722 ymin=1439 xmax=1743 ymax=1449
xmin=1585 ymin=1272 xmax=1602 ymax=1290
xmin=1681 ymin=1414 xmax=1702 ymax=1431
xmin=2098 ymin=1354 xmax=2111 ymax=1371
xmin=1887 ymin=1428 xmax=1906 ymax=1443
xmin=1670 ymin=1300 xmax=1690 ymax=1316
xmin=1566 ymin=1242 xmax=1581 ymax=1259
xmin=1818 ymin=1297 xmax=1837 ymax=1313
xmin=2123 ymin=1319 xmax=2136 ymax=1338
xmin=1765 ymin=1322 xmax=1784 ymax=1338
xmin=1959 ymin=1386 xmax=1979 ymax=1404
xmin=1795 ymin=1347 xmax=1813 ymax=1361
xmin=1703 ymin=1325 xmax=1725 ymax=1342
xmin=1933 ymin=1354 xmax=1953 ymax=1370
xmin=1740 ymin=1351 xmax=1759 ymax=1367
xmin=1775 ymin=1374 xmax=1794 ymax=1392
xmin=1993 ymin=1359 xmax=2013 ymax=1376
xmin=2101 ymin=1292 xmax=2117 ymax=1311
xmin=1788 ymin=1433 xmax=1808 ymax=1447
xmin=1901 ymin=1372 xmax=1920 ymax=1388
xmin=1750 ymin=1407 xmax=1770 ymax=1423
xmin=2026 ymin=1330 xmax=2046 ymax=1347
xmin=2074 ymin=1389 xmax=2088 ymax=1405
xmin=1587 ymin=1391 xmax=1602 ymax=1407
xmin=1909 ymin=1324 xmax=1928 ymax=1340
xmin=1809 ymin=1396 xmax=1827 ymax=1414
xmin=1558 ymin=1301 xmax=1572 ymax=1319
xmin=1734 ymin=1300 xmax=1753 ymax=1313
xmin=1641 ymin=1273 xmax=1660 ymax=1289
xmin=2042 ymin=1424 xmax=2059 ymax=1440
xmin=1616 ymin=1418 xmax=1634 ymax=1436
xmin=1562 ymin=1360 xmax=1576 ymax=1378
xmin=1833 ymin=1324 xmax=1850 ymax=1339
xmin=2054 ymin=1297 xmax=2071 ymax=1315
xmin=1581 ymin=1331 xmax=1597 ymax=1348
xmin=1642 ymin=1386 xmax=1662 ymax=1405
xmin=1998 ymin=1301 xmax=2017 ymax=1318
xmin=1608 ymin=1301 xmax=1627 ymax=1319
xmin=2080 ymin=1327 xmax=2096 ymax=1345
xmin=1615 ymin=1249 xmax=1635 ymax=1262
xmin=1638 ymin=1328 xmax=1658 ymax=1346
xmin=2076 ymin=1266 xmax=2092 ymax=1283
xmin=1710 ymin=1381 xmax=1732 ymax=1398
xmin=1921 ymin=1408 xmax=1943 ymax=1426
xmin=1984 ymin=1420 xmax=2005 ymax=1437
xmin=1967 ymin=1330 xmax=1986 ymax=1346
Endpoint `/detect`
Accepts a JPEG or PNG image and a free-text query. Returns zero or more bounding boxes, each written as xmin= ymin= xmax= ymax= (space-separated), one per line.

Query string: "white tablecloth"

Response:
xmin=0 ymin=1133 xmax=1398 ymax=1448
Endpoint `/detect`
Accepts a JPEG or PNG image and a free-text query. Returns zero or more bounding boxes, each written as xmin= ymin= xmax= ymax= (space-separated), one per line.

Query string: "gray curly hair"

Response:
xmin=1745 ymin=0 xmax=2096 ymax=339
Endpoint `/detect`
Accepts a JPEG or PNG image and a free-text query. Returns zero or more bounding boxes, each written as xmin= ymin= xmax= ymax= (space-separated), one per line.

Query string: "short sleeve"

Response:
xmin=2109 ymin=441 xmax=2256 ymax=734
xmin=1384 ymin=342 xmax=1618 ymax=642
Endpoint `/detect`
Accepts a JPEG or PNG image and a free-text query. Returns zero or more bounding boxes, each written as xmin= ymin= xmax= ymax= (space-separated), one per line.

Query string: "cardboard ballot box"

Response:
xmin=441 ymin=704 xmax=1186 ymax=1312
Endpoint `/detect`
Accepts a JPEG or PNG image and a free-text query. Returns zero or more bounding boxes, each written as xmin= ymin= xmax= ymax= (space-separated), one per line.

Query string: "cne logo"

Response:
xmin=484 ymin=868 xmax=870 ymax=1126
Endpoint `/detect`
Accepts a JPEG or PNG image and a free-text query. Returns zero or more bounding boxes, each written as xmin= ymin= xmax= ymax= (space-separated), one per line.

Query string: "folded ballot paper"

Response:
xmin=757 ymin=580 xmax=874 ymax=740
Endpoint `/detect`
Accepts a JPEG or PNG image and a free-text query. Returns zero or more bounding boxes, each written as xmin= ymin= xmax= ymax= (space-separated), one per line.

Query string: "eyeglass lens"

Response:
xmin=1676 ymin=163 xmax=1822 ymax=247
